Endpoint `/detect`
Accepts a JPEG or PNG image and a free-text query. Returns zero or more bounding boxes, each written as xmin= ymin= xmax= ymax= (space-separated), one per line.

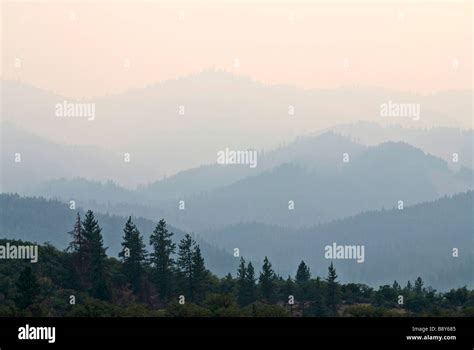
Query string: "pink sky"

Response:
xmin=1 ymin=1 xmax=472 ymax=98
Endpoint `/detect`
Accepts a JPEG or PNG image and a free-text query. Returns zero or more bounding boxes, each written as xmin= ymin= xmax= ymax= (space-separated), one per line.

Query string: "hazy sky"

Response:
xmin=1 ymin=0 xmax=472 ymax=98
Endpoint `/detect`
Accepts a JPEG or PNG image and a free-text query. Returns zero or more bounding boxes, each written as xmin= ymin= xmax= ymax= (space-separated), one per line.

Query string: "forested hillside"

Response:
xmin=1 ymin=226 xmax=473 ymax=317
xmin=0 ymin=194 xmax=236 ymax=276
xmin=201 ymin=191 xmax=474 ymax=289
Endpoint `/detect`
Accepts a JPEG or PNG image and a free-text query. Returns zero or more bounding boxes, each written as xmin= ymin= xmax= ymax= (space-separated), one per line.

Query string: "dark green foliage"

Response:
xmin=177 ymin=234 xmax=195 ymax=300
xmin=296 ymin=261 xmax=311 ymax=284
xmin=1 ymin=210 xmax=473 ymax=318
xmin=119 ymin=217 xmax=147 ymax=294
xmin=204 ymin=293 xmax=240 ymax=317
xmin=414 ymin=277 xmax=424 ymax=294
xmin=67 ymin=213 xmax=87 ymax=289
xmin=0 ymin=194 xmax=237 ymax=277
xmin=176 ymin=234 xmax=209 ymax=303
xmin=82 ymin=210 xmax=110 ymax=300
xmin=15 ymin=266 xmax=39 ymax=309
xmin=284 ymin=276 xmax=295 ymax=298
xmin=295 ymin=260 xmax=311 ymax=306
xmin=236 ymin=257 xmax=247 ymax=306
xmin=326 ymin=262 xmax=339 ymax=315
xmin=149 ymin=219 xmax=176 ymax=300
xmin=258 ymin=256 xmax=276 ymax=302
xmin=236 ymin=258 xmax=257 ymax=306
xmin=220 ymin=273 xmax=236 ymax=295
xmin=191 ymin=246 xmax=208 ymax=303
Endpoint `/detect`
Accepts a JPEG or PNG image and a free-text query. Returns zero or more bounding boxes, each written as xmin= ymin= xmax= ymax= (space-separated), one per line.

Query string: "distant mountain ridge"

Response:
xmin=0 ymin=122 xmax=152 ymax=192
xmin=2 ymin=71 xmax=472 ymax=186
xmin=16 ymin=131 xmax=473 ymax=231
xmin=329 ymin=121 xmax=473 ymax=170
xmin=155 ymin=138 xmax=472 ymax=230
xmin=200 ymin=191 xmax=474 ymax=290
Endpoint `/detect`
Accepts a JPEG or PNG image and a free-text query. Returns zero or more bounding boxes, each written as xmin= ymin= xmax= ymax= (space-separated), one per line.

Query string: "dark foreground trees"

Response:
xmin=1 ymin=212 xmax=473 ymax=317
xmin=15 ymin=266 xmax=39 ymax=309
xmin=119 ymin=217 xmax=147 ymax=295
xmin=67 ymin=210 xmax=110 ymax=300
xmin=149 ymin=219 xmax=175 ymax=300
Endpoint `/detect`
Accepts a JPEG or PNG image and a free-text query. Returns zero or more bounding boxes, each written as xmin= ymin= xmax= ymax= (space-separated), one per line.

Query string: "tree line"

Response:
xmin=3 ymin=210 xmax=474 ymax=317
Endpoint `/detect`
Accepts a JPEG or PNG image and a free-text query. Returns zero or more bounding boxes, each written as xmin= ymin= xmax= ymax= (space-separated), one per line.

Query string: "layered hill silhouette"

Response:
xmin=1 ymin=191 xmax=471 ymax=290
xmin=329 ymin=121 xmax=473 ymax=170
xmin=0 ymin=193 xmax=237 ymax=276
xmin=16 ymin=132 xmax=472 ymax=231
xmin=2 ymin=71 xmax=472 ymax=187
xmin=200 ymin=191 xmax=474 ymax=290
xmin=156 ymin=136 xmax=472 ymax=230
xmin=0 ymin=122 xmax=155 ymax=192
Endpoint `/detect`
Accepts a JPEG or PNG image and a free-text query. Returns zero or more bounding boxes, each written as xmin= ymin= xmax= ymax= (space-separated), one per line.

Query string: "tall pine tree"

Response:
xmin=191 ymin=245 xmax=208 ymax=303
xmin=82 ymin=210 xmax=110 ymax=300
xmin=295 ymin=260 xmax=311 ymax=284
xmin=177 ymin=234 xmax=195 ymax=301
xmin=258 ymin=256 xmax=276 ymax=302
xmin=149 ymin=219 xmax=176 ymax=300
xmin=119 ymin=217 xmax=147 ymax=294
xmin=414 ymin=277 xmax=424 ymax=294
xmin=245 ymin=262 xmax=257 ymax=304
xmin=295 ymin=260 xmax=311 ymax=304
xmin=326 ymin=262 xmax=339 ymax=315
xmin=237 ymin=257 xmax=248 ymax=306
xmin=67 ymin=213 xmax=88 ymax=288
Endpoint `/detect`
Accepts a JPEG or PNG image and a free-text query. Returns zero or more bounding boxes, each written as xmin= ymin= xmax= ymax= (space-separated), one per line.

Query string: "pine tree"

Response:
xmin=177 ymin=234 xmax=195 ymax=300
xmin=15 ymin=266 xmax=39 ymax=309
xmin=119 ymin=216 xmax=147 ymax=294
xmin=258 ymin=256 xmax=276 ymax=302
xmin=295 ymin=260 xmax=311 ymax=284
xmin=191 ymin=245 xmax=208 ymax=302
xmin=237 ymin=257 xmax=248 ymax=306
xmin=237 ymin=257 xmax=246 ymax=282
xmin=295 ymin=261 xmax=311 ymax=313
xmin=67 ymin=213 xmax=84 ymax=253
xmin=220 ymin=273 xmax=235 ymax=294
xmin=244 ymin=262 xmax=257 ymax=305
xmin=326 ymin=262 xmax=339 ymax=315
xmin=236 ymin=258 xmax=257 ymax=306
xmin=149 ymin=219 xmax=176 ymax=300
xmin=82 ymin=210 xmax=110 ymax=300
xmin=67 ymin=213 xmax=88 ymax=288
xmin=392 ymin=280 xmax=401 ymax=292
xmin=414 ymin=277 xmax=424 ymax=294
